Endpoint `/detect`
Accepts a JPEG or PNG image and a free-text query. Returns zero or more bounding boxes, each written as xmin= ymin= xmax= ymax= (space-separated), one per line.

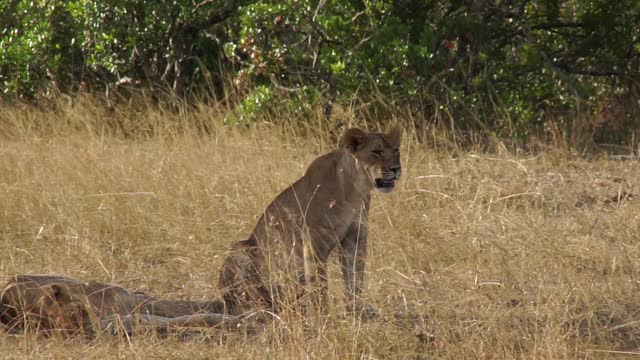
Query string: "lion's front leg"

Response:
xmin=301 ymin=233 xmax=330 ymax=314
xmin=340 ymin=218 xmax=378 ymax=319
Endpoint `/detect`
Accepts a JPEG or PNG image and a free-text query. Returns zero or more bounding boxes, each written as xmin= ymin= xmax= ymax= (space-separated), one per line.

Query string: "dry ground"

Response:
xmin=1 ymin=100 xmax=640 ymax=359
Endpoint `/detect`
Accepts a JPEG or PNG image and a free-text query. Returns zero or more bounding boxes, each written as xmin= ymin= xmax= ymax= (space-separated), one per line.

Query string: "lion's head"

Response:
xmin=342 ymin=127 xmax=402 ymax=193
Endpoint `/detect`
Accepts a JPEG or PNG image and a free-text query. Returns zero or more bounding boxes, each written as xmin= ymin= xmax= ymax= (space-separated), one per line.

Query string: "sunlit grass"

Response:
xmin=1 ymin=97 xmax=639 ymax=358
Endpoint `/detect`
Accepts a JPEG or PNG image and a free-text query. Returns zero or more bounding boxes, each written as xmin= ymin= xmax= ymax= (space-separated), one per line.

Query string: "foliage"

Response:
xmin=232 ymin=0 xmax=640 ymax=142
xmin=0 ymin=0 xmax=249 ymax=98
xmin=1 ymin=0 xmax=639 ymax=144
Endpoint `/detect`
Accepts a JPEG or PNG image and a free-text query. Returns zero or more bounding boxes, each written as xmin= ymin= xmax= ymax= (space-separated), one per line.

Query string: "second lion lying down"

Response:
xmin=0 ymin=127 xmax=402 ymax=336
xmin=0 ymin=274 xmax=234 ymax=336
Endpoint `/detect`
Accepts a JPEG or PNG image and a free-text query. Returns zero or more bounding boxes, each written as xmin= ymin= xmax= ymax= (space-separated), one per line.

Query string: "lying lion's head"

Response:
xmin=342 ymin=127 xmax=402 ymax=193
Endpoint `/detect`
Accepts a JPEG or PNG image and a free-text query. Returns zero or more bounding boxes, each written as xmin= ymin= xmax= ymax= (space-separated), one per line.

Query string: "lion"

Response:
xmin=219 ymin=127 xmax=402 ymax=316
xmin=0 ymin=274 xmax=238 ymax=337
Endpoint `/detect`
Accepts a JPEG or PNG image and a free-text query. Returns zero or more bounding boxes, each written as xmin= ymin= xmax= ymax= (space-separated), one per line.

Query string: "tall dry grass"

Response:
xmin=1 ymin=96 xmax=640 ymax=359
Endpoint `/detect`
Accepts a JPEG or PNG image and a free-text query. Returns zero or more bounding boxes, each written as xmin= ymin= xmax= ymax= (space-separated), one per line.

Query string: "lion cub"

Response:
xmin=219 ymin=127 xmax=402 ymax=316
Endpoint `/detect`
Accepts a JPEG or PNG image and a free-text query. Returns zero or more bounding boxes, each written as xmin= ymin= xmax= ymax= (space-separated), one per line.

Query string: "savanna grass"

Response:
xmin=1 ymin=96 xmax=639 ymax=359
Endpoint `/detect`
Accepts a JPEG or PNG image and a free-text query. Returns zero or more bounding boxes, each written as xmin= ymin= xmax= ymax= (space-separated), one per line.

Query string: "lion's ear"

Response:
xmin=387 ymin=125 xmax=402 ymax=147
xmin=342 ymin=128 xmax=369 ymax=154
xmin=47 ymin=284 xmax=73 ymax=304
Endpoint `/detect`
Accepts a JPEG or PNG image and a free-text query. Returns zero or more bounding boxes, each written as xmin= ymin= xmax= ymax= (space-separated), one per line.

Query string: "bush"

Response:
xmin=1 ymin=0 xmax=639 ymax=146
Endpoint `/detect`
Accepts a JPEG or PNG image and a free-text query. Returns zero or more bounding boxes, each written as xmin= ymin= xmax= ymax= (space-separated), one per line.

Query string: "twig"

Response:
xmin=585 ymin=349 xmax=640 ymax=355
xmin=85 ymin=192 xmax=155 ymax=197
xmin=480 ymin=192 xmax=542 ymax=207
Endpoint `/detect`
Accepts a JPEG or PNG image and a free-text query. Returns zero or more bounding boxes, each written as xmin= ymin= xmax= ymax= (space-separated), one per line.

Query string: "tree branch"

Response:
xmin=191 ymin=0 xmax=254 ymax=31
xmin=530 ymin=22 xmax=585 ymax=31
xmin=302 ymin=13 xmax=343 ymax=47
xmin=552 ymin=62 xmax=620 ymax=77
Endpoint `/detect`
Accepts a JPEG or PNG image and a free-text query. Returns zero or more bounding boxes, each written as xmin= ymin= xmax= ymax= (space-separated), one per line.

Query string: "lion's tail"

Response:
xmin=199 ymin=298 xmax=226 ymax=314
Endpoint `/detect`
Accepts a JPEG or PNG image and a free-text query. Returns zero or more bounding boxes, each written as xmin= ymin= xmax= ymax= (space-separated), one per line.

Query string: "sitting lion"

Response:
xmin=0 ymin=274 xmax=237 ymax=337
xmin=219 ymin=127 xmax=402 ymax=316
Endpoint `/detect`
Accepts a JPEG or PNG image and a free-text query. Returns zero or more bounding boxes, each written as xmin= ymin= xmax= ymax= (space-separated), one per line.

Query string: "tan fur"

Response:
xmin=219 ymin=127 xmax=402 ymax=316
xmin=0 ymin=274 xmax=236 ymax=337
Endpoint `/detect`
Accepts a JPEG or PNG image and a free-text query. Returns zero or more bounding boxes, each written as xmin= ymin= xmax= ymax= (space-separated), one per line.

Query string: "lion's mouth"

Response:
xmin=374 ymin=178 xmax=395 ymax=192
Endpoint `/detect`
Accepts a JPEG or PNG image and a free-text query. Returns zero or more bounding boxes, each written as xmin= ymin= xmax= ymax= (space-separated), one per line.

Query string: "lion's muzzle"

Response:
xmin=374 ymin=166 xmax=401 ymax=193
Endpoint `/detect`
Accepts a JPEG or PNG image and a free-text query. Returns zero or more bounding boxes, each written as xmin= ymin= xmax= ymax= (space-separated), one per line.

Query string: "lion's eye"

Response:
xmin=372 ymin=149 xmax=383 ymax=157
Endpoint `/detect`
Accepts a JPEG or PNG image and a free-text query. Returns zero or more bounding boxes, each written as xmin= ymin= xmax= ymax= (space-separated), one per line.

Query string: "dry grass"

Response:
xmin=1 ymin=98 xmax=640 ymax=359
